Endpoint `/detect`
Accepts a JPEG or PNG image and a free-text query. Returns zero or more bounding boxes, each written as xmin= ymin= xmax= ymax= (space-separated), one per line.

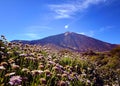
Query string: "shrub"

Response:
xmin=110 ymin=46 xmax=120 ymax=56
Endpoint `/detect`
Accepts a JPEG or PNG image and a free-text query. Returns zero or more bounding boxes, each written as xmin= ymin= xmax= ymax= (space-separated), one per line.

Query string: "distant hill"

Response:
xmin=12 ymin=32 xmax=117 ymax=52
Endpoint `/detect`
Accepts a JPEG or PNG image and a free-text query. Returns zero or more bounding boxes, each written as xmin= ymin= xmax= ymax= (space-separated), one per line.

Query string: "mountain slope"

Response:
xmin=13 ymin=32 xmax=116 ymax=52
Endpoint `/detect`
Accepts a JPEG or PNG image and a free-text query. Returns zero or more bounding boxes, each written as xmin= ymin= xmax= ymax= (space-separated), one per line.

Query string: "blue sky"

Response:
xmin=0 ymin=0 xmax=120 ymax=44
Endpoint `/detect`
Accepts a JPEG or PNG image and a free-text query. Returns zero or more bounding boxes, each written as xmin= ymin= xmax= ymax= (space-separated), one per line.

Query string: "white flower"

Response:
xmin=0 ymin=66 xmax=6 ymax=70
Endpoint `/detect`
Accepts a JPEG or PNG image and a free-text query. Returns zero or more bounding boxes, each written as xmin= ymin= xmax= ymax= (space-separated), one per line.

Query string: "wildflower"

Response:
xmin=71 ymin=72 xmax=77 ymax=77
xmin=29 ymin=53 xmax=35 ymax=57
xmin=39 ymin=64 xmax=44 ymax=70
xmin=52 ymin=66 xmax=59 ymax=72
xmin=1 ymin=55 xmax=7 ymax=59
xmin=19 ymin=53 xmax=27 ymax=57
xmin=53 ymin=59 xmax=58 ymax=63
xmin=37 ymin=56 xmax=43 ymax=60
xmin=25 ymin=57 xmax=36 ymax=61
xmin=9 ymin=76 xmax=22 ymax=85
xmin=31 ymin=70 xmax=43 ymax=75
xmin=48 ymin=55 xmax=52 ymax=59
xmin=5 ymin=72 xmax=15 ymax=77
xmin=0 ymin=51 xmax=4 ymax=55
xmin=56 ymin=63 xmax=63 ymax=69
xmin=65 ymin=65 xmax=70 ymax=69
xmin=46 ymin=63 xmax=51 ymax=68
xmin=44 ymin=69 xmax=51 ymax=75
xmin=21 ymin=68 xmax=30 ymax=73
xmin=7 ymin=51 xmax=12 ymax=54
xmin=25 ymin=44 xmax=29 ymax=47
xmin=1 ymin=47 xmax=5 ymax=50
xmin=0 ymin=62 xmax=8 ymax=67
xmin=40 ymin=78 xmax=47 ymax=84
xmin=66 ymin=81 xmax=70 ymax=85
xmin=0 ymin=65 xmax=6 ymax=70
xmin=62 ymin=73 xmax=68 ymax=78
xmin=87 ymin=67 xmax=91 ymax=71
xmin=8 ymin=58 xmax=15 ymax=64
xmin=57 ymin=74 xmax=61 ymax=79
xmin=8 ymin=42 xmax=12 ymax=46
xmin=63 ymin=71 xmax=69 ymax=75
xmin=59 ymin=80 xmax=66 ymax=86
xmin=48 ymin=61 xmax=55 ymax=65
xmin=87 ymin=79 xmax=91 ymax=83
xmin=81 ymin=73 xmax=87 ymax=78
xmin=11 ymin=64 xmax=20 ymax=70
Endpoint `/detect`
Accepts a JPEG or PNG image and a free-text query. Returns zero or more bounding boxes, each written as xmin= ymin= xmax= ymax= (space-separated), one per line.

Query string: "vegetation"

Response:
xmin=110 ymin=45 xmax=120 ymax=56
xmin=0 ymin=35 xmax=120 ymax=86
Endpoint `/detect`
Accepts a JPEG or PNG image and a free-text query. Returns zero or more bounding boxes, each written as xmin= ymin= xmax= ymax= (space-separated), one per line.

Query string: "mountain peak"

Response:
xmin=64 ymin=31 xmax=73 ymax=36
xmin=12 ymin=32 xmax=117 ymax=52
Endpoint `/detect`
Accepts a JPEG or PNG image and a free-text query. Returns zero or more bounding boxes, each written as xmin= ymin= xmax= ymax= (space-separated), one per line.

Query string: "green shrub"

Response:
xmin=110 ymin=46 xmax=120 ymax=56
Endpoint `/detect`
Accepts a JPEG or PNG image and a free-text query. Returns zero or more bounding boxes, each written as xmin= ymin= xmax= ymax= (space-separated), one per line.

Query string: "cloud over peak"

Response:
xmin=49 ymin=0 xmax=107 ymax=19
xmin=49 ymin=4 xmax=77 ymax=19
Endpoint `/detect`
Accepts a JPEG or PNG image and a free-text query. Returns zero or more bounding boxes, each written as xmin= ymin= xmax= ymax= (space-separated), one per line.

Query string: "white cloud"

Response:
xmin=79 ymin=32 xmax=85 ymax=35
xmin=26 ymin=26 xmax=52 ymax=33
xmin=49 ymin=0 xmax=107 ymax=19
xmin=78 ymin=25 xmax=113 ymax=37
xmin=79 ymin=30 xmax=95 ymax=37
xmin=99 ymin=26 xmax=114 ymax=32
xmin=80 ymin=0 xmax=106 ymax=9
xmin=25 ymin=33 xmax=39 ymax=39
xmin=23 ymin=25 xmax=53 ymax=39
xmin=24 ymin=25 xmax=52 ymax=38
xmin=49 ymin=4 xmax=77 ymax=19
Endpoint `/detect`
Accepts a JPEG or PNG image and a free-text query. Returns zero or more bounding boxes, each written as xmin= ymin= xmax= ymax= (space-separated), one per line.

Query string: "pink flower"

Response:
xmin=9 ymin=76 xmax=22 ymax=85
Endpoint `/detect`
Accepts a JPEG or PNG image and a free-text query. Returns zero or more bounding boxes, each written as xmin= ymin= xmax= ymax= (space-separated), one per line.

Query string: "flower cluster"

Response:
xmin=0 ymin=37 xmax=119 ymax=86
